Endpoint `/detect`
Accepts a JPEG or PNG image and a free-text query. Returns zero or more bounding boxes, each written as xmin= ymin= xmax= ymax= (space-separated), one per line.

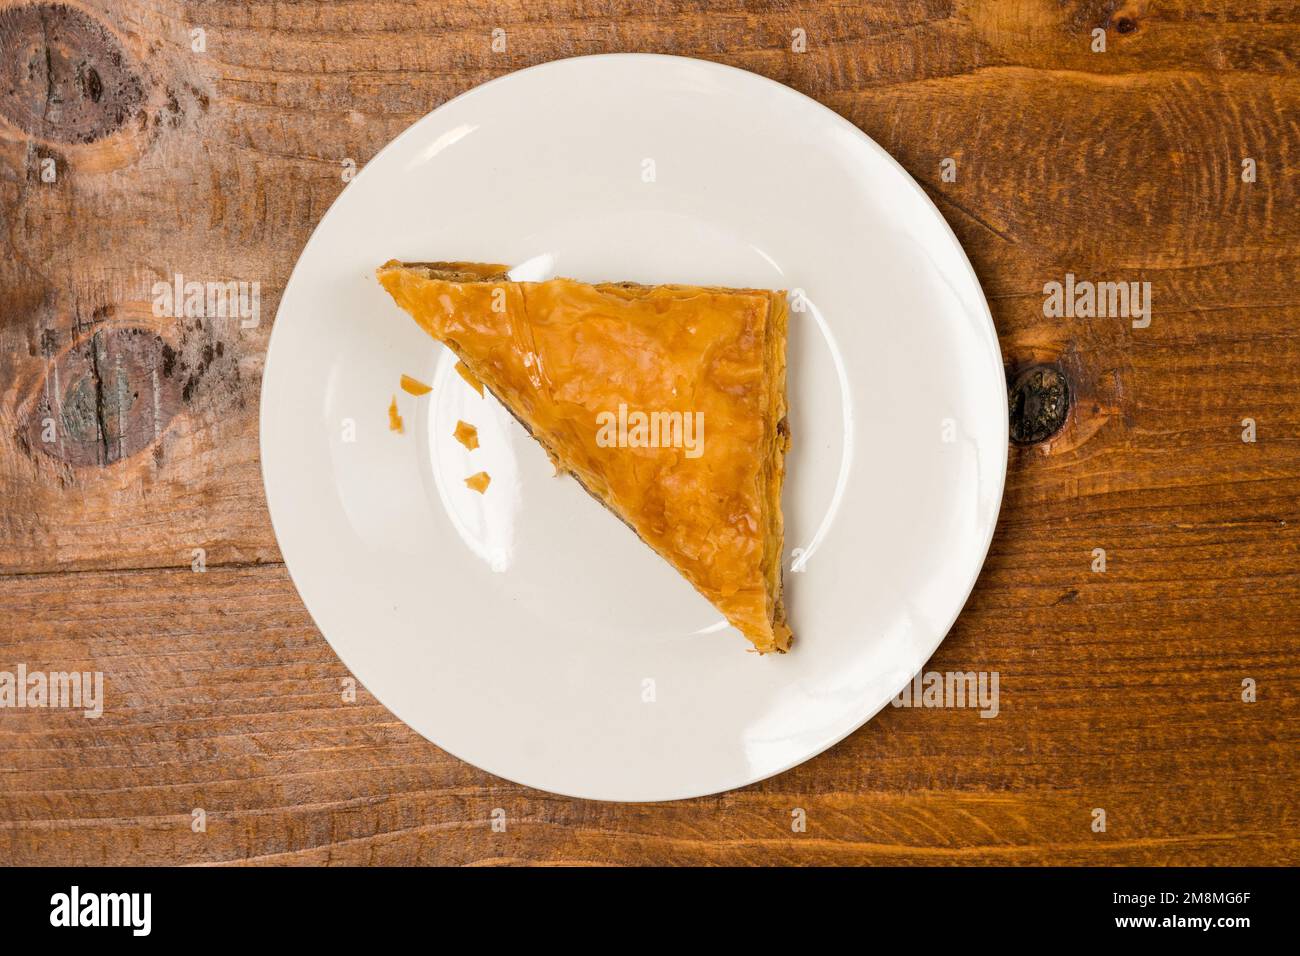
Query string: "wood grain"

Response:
xmin=1 ymin=0 xmax=1298 ymax=865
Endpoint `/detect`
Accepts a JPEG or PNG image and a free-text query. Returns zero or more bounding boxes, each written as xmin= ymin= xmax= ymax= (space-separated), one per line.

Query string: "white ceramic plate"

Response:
xmin=260 ymin=54 xmax=1006 ymax=802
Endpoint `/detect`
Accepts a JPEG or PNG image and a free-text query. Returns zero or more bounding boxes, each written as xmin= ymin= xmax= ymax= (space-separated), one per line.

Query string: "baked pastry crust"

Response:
xmin=377 ymin=260 xmax=792 ymax=653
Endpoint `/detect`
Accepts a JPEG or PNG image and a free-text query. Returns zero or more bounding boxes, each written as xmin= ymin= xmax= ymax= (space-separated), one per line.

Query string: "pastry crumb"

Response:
xmin=400 ymin=374 xmax=432 ymax=396
xmin=387 ymin=395 xmax=403 ymax=433
xmin=454 ymin=420 xmax=479 ymax=450
xmin=455 ymin=360 xmax=484 ymax=396
xmin=464 ymin=471 xmax=491 ymax=494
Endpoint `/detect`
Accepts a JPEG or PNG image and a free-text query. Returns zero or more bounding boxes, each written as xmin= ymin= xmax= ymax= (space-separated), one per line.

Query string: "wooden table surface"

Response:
xmin=2 ymin=0 xmax=1298 ymax=866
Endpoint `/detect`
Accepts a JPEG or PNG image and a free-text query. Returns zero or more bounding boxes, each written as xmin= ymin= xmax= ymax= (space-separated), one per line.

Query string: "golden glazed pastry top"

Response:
xmin=377 ymin=261 xmax=791 ymax=652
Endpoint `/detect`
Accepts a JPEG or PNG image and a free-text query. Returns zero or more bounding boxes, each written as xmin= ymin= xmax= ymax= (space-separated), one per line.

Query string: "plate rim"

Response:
xmin=259 ymin=52 xmax=1009 ymax=802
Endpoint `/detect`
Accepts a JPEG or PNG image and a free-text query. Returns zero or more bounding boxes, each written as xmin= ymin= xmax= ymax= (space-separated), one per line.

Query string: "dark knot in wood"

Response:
xmin=27 ymin=327 xmax=181 ymax=467
xmin=1008 ymin=365 xmax=1070 ymax=445
xmin=0 ymin=3 xmax=145 ymax=144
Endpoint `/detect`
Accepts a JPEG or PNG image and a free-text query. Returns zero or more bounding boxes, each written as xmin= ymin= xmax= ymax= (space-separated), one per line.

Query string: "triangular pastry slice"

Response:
xmin=377 ymin=260 xmax=792 ymax=653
